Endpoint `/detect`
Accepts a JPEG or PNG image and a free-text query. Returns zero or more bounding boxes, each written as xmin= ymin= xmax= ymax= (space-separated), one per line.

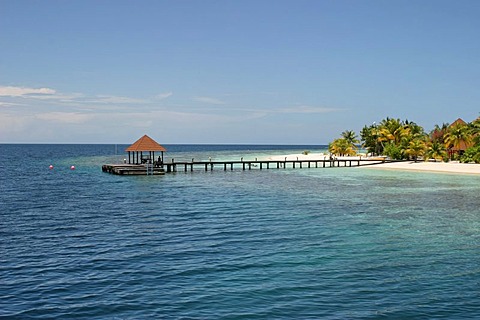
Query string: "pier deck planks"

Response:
xmin=102 ymin=159 xmax=388 ymax=175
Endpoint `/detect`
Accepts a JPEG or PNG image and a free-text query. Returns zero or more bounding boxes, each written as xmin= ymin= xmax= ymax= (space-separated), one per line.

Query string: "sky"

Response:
xmin=0 ymin=0 xmax=479 ymax=144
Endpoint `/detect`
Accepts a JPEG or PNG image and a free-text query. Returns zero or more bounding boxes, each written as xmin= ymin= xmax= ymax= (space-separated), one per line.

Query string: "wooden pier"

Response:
xmin=102 ymin=158 xmax=389 ymax=175
xmin=162 ymin=158 xmax=387 ymax=173
xmin=102 ymin=163 xmax=165 ymax=175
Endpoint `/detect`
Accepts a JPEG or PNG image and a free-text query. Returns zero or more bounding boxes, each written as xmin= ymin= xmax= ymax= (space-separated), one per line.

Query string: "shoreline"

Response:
xmin=362 ymin=160 xmax=480 ymax=175
xmin=265 ymin=152 xmax=480 ymax=175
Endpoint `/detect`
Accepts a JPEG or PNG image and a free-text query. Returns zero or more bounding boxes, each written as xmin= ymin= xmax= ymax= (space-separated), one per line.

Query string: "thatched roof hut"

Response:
xmin=447 ymin=118 xmax=472 ymax=156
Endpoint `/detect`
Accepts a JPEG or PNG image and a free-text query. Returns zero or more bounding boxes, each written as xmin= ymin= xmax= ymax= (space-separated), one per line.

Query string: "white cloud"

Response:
xmin=28 ymin=92 xmax=84 ymax=101
xmin=193 ymin=96 xmax=225 ymax=105
xmin=0 ymin=86 xmax=151 ymax=105
xmin=0 ymin=86 xmax=56 ymax=97
xmin=156 ymin=92 xmax=173 ymax=100
xmin=0 ymin=101 xmax=22 ymax=107
xmin=36 ymin=112 xmax=92 ymax=123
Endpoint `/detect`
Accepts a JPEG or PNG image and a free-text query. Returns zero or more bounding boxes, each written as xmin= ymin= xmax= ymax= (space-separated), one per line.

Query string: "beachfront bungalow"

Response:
xmin=447 ymin=118 xmax=473 ymax=158
xmin=125 ymin=134 xmax=166 ymax=166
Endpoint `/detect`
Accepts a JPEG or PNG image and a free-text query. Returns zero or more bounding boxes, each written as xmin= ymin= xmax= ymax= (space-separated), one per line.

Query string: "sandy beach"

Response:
xmin=266 ymin=153 xmax=480 ymax=175
xmin=363 ymin=160 xmax=480 ymax=175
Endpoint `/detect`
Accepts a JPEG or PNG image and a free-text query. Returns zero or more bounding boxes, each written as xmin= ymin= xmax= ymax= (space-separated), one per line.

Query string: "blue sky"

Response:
xmin=1 ymin=0 xmax=479 ymax=144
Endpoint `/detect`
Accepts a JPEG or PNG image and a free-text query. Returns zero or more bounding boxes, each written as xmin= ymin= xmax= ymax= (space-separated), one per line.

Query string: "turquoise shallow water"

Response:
xmin=1 ymin=144 xmax=479 ymax=319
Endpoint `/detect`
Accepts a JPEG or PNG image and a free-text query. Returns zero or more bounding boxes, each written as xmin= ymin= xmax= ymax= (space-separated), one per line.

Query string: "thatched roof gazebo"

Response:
xmin=125 ymin=134 xmax=167 ymax=166
xmin=448 ymin=118 xmax=471 ymax=155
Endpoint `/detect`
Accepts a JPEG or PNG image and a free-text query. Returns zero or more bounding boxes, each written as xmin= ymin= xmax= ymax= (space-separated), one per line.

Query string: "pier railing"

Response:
xmin=163 ymin=158 xmax=389 ymax=173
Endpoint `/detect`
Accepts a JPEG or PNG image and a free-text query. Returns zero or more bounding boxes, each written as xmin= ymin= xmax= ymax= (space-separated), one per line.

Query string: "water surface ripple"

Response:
xmin=1 ymin=144 xmax=479 ymax=319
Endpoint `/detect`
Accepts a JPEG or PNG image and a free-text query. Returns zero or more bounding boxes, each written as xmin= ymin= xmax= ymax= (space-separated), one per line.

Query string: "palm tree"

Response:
xmin=470 ymin=117 xmax=480 ymax=145
xmin=360 ymin=125 xmax=377 ymax=155
xmin=425 ymin=141 xmax=447 ymax=162
xmin=329 ymin=138 xmax=356 ymax=156
xmin=401 ymin=121 xmax=427 ymax=154
xmin=341 ymin=130 xmax=360 ymax=152
xmin=405 ymin=120 xmax=425 ymax=137
xmin=430 ymin=123 xmax=450 ymax=144
xmin=377 ymin=126 xmax=395 ymax=147
xmin=405 ymin=139 xmax=426 ymax=162
xmin=444 ymin=122 xmax=473 ymax=159
xmin=379 ymin=118 xmax=406 ymax=145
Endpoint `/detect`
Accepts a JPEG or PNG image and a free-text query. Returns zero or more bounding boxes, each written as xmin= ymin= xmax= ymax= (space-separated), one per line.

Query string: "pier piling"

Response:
xmin=103 ymin=158 xmax=390 ymax=175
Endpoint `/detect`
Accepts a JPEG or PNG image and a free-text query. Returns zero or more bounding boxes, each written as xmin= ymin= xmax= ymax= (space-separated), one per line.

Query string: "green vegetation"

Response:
xmin=425 ymin=141 xmax=447 ymax=162
xmin=328 ymin=130 xmax=360 ymax=156
xmin=461 ymin=145 xmax=480 ymax=163
xmin=330 ymin=116 xmax=480 ymax=163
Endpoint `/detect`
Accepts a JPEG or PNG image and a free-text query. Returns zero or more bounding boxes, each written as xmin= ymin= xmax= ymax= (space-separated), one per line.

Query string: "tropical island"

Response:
xmin=329 ymin=117 xmax=480 ymax=163
xmin=267 ymin=115 xmax=480 ymax=175
xmin=319 ymin=116 xmax=480 ymax=174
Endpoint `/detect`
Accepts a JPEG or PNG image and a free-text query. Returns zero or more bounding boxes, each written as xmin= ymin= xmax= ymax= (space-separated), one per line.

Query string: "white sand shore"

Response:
xmin=363 ymin=161 xmax=480 ymax=175
xmin=265 ymin=152 xmax=480 ymax=175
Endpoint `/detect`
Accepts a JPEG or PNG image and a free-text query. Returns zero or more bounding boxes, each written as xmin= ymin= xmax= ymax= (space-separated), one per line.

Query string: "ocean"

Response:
xmin=1 ymin=144 xmax=479 ymax=319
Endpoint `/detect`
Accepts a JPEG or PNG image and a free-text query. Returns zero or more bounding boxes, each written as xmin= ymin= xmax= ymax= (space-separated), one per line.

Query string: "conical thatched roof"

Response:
xmin=449 ymin=118 xmax=467 ymax=127
xmin=125 ymin=135 xmax=166 ymax=152
xmin=448 ymin=118 xmax=471 ymax=151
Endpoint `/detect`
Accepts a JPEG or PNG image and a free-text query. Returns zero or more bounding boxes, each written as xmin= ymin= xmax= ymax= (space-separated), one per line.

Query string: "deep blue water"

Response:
xmin=1 ymin=144 xmax=480 ymax=319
